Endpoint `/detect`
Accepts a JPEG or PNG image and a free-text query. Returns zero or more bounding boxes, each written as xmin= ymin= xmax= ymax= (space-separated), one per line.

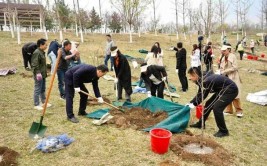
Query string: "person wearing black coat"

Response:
xmin=186 ymin=67 xmax=238 ymax=137
xmin=140 ymin=64 xmax=167 ymax=99
xmin=175 ymin=42 xmax=188 ymax=92
xmin=111 ymin=46 xmax=133 ymax=102
xmin=22 ymin=42 xmax=37 ymax=70
xmin=203 ymin=45 xmax=213 ymax=72
xmin=64 ymin=64 xmax=108 ymax=123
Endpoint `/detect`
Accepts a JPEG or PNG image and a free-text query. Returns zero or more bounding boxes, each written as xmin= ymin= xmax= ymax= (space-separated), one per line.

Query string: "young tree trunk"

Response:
xmin=129 ymin=24 xmax=133 ymax=43
xmin=59 ymin=30 xmax=63 ymax=42
xmin=30 ymin=22 xmax=33 ymax=36
xmin=77 ymin=0 xmax=84 ymax=43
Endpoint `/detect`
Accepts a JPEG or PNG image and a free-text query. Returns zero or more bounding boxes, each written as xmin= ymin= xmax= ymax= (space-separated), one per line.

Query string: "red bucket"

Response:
xmin=253 ymin=56 xmax=258 ymax=60
xmin=261 ymin=54 xmax=265 ymax=58
xmin=150 ymin=128 xmax=172 ymax=154
xmin=196 ymin=105 xmax=203 ymax=119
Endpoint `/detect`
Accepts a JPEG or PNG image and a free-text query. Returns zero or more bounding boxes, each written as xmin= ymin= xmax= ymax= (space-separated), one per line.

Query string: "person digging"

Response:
xmin=186 ymin=67 xmax=238 ymax=138
xmin=64 ymin=64 xmax=109 ymax=123
xmin=140 ymin=63 xmax=167 ymax=99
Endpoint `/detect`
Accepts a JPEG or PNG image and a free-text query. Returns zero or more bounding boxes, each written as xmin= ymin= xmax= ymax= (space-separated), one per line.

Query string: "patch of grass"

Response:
xmin=0 ymin=31 xmax=267 ymax=165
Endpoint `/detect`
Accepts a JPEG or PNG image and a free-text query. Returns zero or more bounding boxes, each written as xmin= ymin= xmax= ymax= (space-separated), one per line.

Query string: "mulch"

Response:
xmin=0 ymin=147 xmax=19 ymax=166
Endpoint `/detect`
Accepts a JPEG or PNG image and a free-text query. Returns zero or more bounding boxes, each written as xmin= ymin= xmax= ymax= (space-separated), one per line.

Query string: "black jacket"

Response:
xmin=65 ymin=64 xmax=101 ymax=97
xmin=190 ymin=72 xmax=238 ymax=106
xmin=114 ymin=54 xmax=132 ymax=95
xmin=203 ymin=51 xmax=212 ymax=65
xmin=176 ymin=48 xmax=187 ymax=69
xmin=22 ymin=42 xmax=37 ymax=55
xmin=48 ymin=41 xmax=61 ymax=56
xmin=141 ymin=65 xmax=167 ymax=91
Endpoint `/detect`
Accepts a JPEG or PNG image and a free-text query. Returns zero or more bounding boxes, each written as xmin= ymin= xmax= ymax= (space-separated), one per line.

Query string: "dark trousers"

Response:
xmin=151 ymin=82 xmax=165 ymax=99
xmin=178 ymin=69 xmax=188 ymax=91
xmin=65 ymin=83 xmax=88 ymax=118
xmin=104 ymin=54 xmax=114 ymax=70
xmin=22 ymin=49 xmax=32 ymax=68
xmin=251 ymin=47 xmax=254 ymax=54
xmin=117 ymin=81 xmax=131 ymax=100
xmin=205 ymin=62 xmax=213 ymax=72
xmin=57 ymin=69 xmax=67 ymax=96
xmin=238 ymin=51 xmax=244 ymax=60
xmin=199 ymin=91 xmax=238 ymax=133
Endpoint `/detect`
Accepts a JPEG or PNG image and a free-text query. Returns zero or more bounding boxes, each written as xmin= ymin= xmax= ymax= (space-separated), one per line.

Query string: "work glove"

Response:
xmin=97 ymin=97 xmax=104 ymax=103
xmin=175 ymin=69 xmax=179 ymax=73
xmin=114 ymin=78 xmax=118 ymax=84
xmin=162 ymin=77 xmax=167 ymax=81
xmin=211 ymin=54 xmax=215 ymax=58
xmin=147 ymin=91 xmax=152 ymax=98
xmin=169 ymin=46 xmax=174 ymax=51
xmin=36 ymin=73 xmax=42 ymax=81
xmin=185 ymin=103 xmax=195 ymax=109
xmin=74 ymin=87 xmax=81 ymax=93
xmin=132 ymin=60 xmax=138 ymax=69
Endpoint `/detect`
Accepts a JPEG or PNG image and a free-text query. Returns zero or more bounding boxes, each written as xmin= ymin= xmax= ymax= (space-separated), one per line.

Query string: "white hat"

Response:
xmin=140 ymin=65 xmax=148 ymax=72
xmin=221 ymin=45 xmax=231 ymax=51
xmin=111 ymin=48 xmax=118 ymax=57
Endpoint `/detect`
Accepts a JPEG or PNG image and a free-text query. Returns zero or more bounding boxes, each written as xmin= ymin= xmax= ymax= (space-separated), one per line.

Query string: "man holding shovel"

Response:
xmin=64 ymin=64 xmax=109 ymax=123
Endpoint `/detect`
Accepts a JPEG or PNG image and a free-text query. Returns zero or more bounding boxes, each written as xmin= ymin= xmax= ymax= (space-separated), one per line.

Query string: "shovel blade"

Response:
xmin=29 ymin=121 xmax=47 ymax=138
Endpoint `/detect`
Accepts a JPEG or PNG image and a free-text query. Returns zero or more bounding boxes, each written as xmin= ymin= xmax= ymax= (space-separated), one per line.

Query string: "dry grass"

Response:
xmin=0 ymin=31 xmax=267 ymax=166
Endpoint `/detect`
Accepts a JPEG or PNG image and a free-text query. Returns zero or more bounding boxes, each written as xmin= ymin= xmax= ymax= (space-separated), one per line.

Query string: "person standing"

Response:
xmin=187 ymin=67 xmax=238 ymax=137
xmin=223 ymin=35 xmax=227 ymax=45
xmin=203 ymin=45 xmax=213 ymax=72
xmin=47 ymin=39 xmax=61 ymax=74
xmin=250 ymin=39 xmax=255 ymax=54
xmin=57 ymin=40 xmax=77 ymax=100
xmin=220 ymin=45 xmax=243 ymax=118
xmin=22 ymin=42 xmax=37 ymax=70
xmin=65 ymin=64 xmax=108 ymax=123
xmin=111 ymin=46 xmax=133 ymax=102
xmin=175 ymin=42 xmax=188 ymax=92
xmin=31 ymin=38 xmax=51 ymax=110
xmin=104 ymin=34 xmax=115 ymax=71
xmin=235 ymin=41 xmax=244 ymax=60
xmin=190 ymin=44 xmax=201 ymax=70
xmin=140 ymin=63 xmax=167 ymax=99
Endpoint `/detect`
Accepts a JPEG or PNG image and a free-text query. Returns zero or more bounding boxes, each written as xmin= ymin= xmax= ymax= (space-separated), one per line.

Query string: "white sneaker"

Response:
xmin=223 ymin=112 xmax=233 ymax=116
xmin=34 ymin=105 xmax=43 ymax=111
xmin=236 ymin=112 xmax=243 ymax=118
xmin=42 ymin=103 xmax=52 ymax=108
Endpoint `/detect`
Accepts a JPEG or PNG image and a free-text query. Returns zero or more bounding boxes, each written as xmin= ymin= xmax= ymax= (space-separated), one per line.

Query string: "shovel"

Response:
xmin=80 ymin=90 xmax=125 ymax=113
xmin=161 ymin=73 xmax=174 ymax=102
xmin=29 ymin=53 xmax=61 ymax=139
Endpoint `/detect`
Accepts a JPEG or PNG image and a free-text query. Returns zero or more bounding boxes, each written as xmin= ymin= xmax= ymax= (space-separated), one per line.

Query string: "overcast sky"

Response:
xmin=63 ymin=0 xmax=261 ymax=25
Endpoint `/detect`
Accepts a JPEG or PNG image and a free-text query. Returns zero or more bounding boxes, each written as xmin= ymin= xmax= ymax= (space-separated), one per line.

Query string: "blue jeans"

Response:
xmin=33 ymin=77 xmax=46 ymax=106
xmin=69 ymin=59 xmax=81 ymax=69
xmin=48 ymin=52 xmax=56 ymax=74
xmin=57 ymin=69 xmax=67 ymax=96
xmin=104 ymin=54 xmax=114 ymax=70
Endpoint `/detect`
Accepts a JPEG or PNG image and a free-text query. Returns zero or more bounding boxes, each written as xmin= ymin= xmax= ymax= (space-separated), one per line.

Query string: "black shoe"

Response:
xmin=78 ymin=111 xmax=88 ymax=116
xmin=25 ymin=67 xmax=31 ymax=71
xmin=213 ymin=131 xmax=229 ymax=138
xmin=67 ymin=116 xmax=79 ymax=123
xmin=190 ymin=122 xmax=205 ymax=129
xmin=60 ymin=95 xmax=65 ymax=100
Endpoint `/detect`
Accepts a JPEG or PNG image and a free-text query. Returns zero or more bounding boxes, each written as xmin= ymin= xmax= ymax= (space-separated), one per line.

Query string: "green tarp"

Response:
xmin=87 ymin=97 xmax=190 ymax=133
xmin=138 ymin=49 xmax=149 ymax=54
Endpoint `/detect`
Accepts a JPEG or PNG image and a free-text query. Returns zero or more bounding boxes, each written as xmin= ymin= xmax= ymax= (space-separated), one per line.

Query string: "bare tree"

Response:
xmin=151 ymin=0 xmax=160 ymax=36
xmin=174 ymin=0 xmax=179 ymax=40
xmin=6 ymin=0 xmax=15 ymax=38
xmin=181 ymin=0 xmax=188 ymax=40
xmin=54 ymin=0 xmax=63 ymax=41
xmin=73 ymin=0 xmax=78 ymax=37
xmin=110 ymin=0 xmax=148 ymax=43
xmin=199 ymin=0 xmax=214 ymax=41
xmin=238 ymin=0 xmax=253 ymax=36
xmin=259 ymin=0 xmax=267 ymax=40
xmin=76 ymin=0 xmax=84 ymax=43
xmin=217 ymin=0 xmax=229 ymax=39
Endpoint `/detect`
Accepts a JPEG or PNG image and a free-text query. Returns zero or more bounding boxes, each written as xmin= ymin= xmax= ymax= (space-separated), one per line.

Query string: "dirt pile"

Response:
xmin=107 ymin=107 xmax=168 ymax=130
xmin=0 ymin=147 xmax=19 ymax=166
xmin=159 ymin=160 xmax=180 ymax=166
xmin=170 ymin=135 xmax=233 ymax=166
xmin=87 ymin=97 xmax=111 ymax=105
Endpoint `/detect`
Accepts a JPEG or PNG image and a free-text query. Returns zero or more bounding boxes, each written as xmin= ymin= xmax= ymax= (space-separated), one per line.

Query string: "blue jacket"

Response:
xmin=190 ymin=72 xmax=238 ymax=106
xmin=48 ymin=41 xmax=61 ymax=56
xmin=65 ymin=64 xmax=101 ymax=97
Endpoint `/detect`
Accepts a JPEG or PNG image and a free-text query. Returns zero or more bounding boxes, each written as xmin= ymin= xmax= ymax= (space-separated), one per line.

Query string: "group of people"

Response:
xmin=23 ymin=34 xmax=246 ymax=138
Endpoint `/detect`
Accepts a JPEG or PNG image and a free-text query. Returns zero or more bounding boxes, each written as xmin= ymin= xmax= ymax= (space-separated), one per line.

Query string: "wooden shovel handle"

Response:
xmin=41 ymin=53 xmax=62 ymax=116
xmin=161 ymin=72 xmax=173 ymax=102
xmin=80 ymin=90 xmax=121 ymax=110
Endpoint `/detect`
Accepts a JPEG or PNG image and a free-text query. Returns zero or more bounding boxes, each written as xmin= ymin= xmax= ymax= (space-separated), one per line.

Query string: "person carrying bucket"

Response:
xmin=186 ymin=67 xmax=238 ymax=138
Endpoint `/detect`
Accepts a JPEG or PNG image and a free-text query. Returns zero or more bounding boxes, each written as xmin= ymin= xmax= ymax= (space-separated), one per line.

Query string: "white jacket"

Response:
xmin=191 ymin=49 xmax=201 ymax=67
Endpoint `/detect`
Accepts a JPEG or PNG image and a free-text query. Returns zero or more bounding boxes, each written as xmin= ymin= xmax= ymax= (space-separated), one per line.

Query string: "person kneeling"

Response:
xmin=186 ymin=67 xmax=238 ymax=137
